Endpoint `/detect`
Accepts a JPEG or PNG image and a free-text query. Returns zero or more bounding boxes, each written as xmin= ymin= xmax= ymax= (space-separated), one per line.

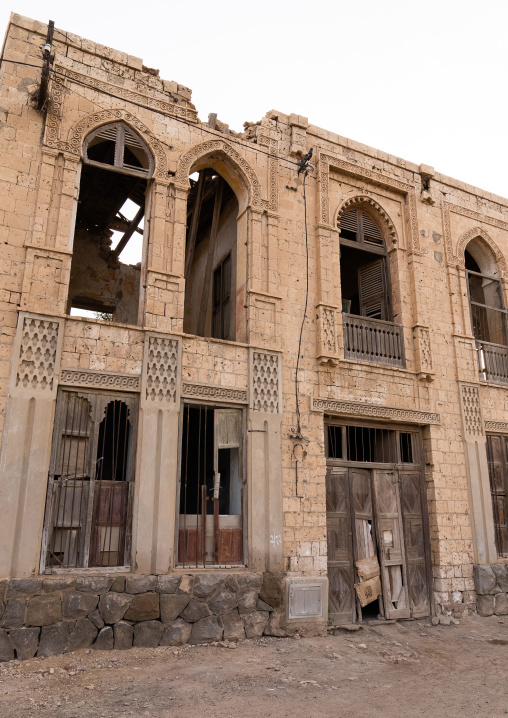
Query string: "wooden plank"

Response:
xmin=184 ymin=169 xmax=207 ymax=279
xmin=356 ymin=555 xmax=380 ymax=580
xmin=113 ymin=204 xmax=145 ymax=257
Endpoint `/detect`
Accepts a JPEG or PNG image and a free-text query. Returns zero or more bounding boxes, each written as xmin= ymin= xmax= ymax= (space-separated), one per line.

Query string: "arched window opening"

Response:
xmin=339 ymin=208 xmax=392 ymax=320
xmin=184 ymin=169 xmax=241 ymax=341
xmin=338 ymin=206 xmax=404 ymax=368
xmin=465 ymin=247 xmax=507 ymax=346
xmin=41 ymin=391 xmax=137 ymax=572
xmin=67 ymin=123 xmax=153 ymax=325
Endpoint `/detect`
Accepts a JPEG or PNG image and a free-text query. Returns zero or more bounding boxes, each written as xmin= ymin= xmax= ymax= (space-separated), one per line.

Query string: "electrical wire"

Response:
xmin=293 ymin=171 xmax=310 ymax=439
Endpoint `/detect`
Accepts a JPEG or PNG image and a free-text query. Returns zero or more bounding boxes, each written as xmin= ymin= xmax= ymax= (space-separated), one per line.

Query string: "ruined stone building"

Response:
xmin=0 ymin=12 xmax=507 ymax=658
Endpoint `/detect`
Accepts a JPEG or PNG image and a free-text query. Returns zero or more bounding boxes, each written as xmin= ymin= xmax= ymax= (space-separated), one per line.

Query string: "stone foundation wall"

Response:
xmin=474 ymin=564 xmax=508 ymax=616
xmin=0 ymin=572 xmax=289 ymax=662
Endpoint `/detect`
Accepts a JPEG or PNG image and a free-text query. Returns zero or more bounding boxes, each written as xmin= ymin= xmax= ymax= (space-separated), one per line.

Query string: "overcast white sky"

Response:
xmin=3 ymin=1 xmax=508 ymax=197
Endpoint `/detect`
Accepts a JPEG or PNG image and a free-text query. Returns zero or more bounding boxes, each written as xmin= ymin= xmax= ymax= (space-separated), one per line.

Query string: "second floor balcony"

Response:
xmin=342 ymin=313 xmax=405 ymax=369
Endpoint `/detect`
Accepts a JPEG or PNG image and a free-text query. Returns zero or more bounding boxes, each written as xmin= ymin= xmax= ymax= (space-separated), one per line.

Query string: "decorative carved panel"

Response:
xmin=251 ymin=351 xmax=281 ymax=413
xmin=311 ymin=397 xmax=440 ymax=425
xmin=145 ymin=336 xmax=178 ymax=403
xmin=443 ymin=202 xmax=508 ymax=272
xmin=182 ymin=382 xmax=247 ymax=404
xmin=485 ymin=420 xmax=508 ymax=434
xmin=413 ymin=326 xmax=433 ymax=374
xmin=459 ymin=383 xmax=484 ymax=438
xmin=60 ymin=369 xmax=140 ymax=392
xmin=15 ymin=317 xmax=59 ymax=392
xmin=317 ymin=305 xmax=337 ymax=359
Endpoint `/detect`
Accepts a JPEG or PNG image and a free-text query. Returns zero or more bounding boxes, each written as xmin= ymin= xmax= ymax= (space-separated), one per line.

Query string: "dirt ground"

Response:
xmin=1 ymin=614 xmax=508 ymax=718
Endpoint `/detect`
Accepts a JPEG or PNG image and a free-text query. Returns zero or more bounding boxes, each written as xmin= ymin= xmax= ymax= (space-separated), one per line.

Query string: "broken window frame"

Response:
xmin=176 ymin=402 xmax=246 ymax=568
xmin=83 ymin=122 xmax=154 ymax=179
xmin=40 ymin=388 xmax=138 ymax=574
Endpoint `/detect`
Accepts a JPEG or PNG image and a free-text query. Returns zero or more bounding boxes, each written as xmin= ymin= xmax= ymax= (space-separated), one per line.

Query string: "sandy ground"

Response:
xmin=1 ymin=614 xmax=508 ymax=718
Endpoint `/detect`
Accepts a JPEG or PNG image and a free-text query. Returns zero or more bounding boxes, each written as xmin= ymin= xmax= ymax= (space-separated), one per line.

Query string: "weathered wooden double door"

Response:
xmin=327 ymin=464 xmax=432 ymax=624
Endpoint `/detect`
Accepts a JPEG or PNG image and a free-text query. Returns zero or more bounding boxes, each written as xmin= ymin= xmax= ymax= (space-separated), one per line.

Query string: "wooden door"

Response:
xmin=214 ymin=408 xmax=243 ymax=564
xmin=399 ymin=470 xmax=432 ymax=617
xmin=372 ymin=469 xmax=410 ymax=619
xmin=326 ymin=466 xmax=355 ymax=624
xmin=487 ymin=434 xmax=508 ymax=557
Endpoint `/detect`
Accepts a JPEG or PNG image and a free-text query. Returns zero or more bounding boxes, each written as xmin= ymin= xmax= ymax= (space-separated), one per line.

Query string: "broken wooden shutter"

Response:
xmin=339 ymin=209 xmax=359 ymax=241
xmin=399 ymin=470 xmax=432 ymax=617
xmin=326 ymin=466 xmax=355 ymax=624
xmin=214 ymin=409 xmax=243 ymax=564
xmin=360 ymin=212 xmax=384 ymax=247
xmin=42 ymin=391 xmax=94 ymax=571
xmin=372 ymin=469 xmax=410 ymax=619
xmin=487 ymin=434 xmax=508 ymax=557
xmin=358 ymin=258 xmax=387 ymax=320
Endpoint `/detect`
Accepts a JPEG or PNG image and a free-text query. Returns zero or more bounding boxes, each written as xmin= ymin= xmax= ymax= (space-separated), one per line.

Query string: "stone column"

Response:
xmin=459 ymin=382 xmax=497 ymax=565
xmin=0 ymin=313 xmax=64 ymax=578
xmin=133 ymin=333 xmax=182 ymax=574
xmin=248 ymin=349 xmax=283 ymax=572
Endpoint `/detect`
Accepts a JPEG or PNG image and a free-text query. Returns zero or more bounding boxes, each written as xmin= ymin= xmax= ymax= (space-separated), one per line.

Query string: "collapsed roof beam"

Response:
xmin=113 ymin=204 xmax=145 ymax=257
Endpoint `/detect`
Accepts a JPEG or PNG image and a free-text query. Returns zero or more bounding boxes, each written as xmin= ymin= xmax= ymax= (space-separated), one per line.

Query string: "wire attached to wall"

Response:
xmin=290 ymin=150 xmax=313 ymax=442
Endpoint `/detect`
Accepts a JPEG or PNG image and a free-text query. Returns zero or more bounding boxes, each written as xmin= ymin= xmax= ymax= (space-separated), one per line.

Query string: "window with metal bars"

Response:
xmin=40 ymin=389 xmax=137 ymax=572
xmin=326 ymin=423 xmax=417 ymax=465
xmin=84 ymin=122 xmax=154 ymax=178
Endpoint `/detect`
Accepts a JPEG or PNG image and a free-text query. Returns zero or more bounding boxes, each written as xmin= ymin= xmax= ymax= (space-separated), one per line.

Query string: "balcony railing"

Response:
xmin=343 ymin=313 xmax=405 ymax=368
xmin=477 ymin=340 xmax=508 ymax=385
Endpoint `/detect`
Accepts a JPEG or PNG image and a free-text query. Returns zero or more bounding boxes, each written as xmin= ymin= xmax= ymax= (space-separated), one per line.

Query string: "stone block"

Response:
xmin=0 ymin=580 xmax=7 ymax=603
xmin=208 ymin=589 xmax=238 ymax=615
xmin=237 ymin=573 xmax=263 ymax=590
xmin=38 ymin=622 xmax=71 ymax=657
xmin=93 ymin=626 xmax=114 ymax=651
xmin=6 ymin=578 xmax=42 ymax=599
xmin=190 ymin=616 xmax=223 ymax=644
xmin=476 ymin=594 xmax=495 ymax=617
xmin=160 ymin=594 xmax=191 ymax=624
xmin=125 ymin=575 xmax=157 ymax=594
xmin=123 ymin=593 xmax=159 ymax=622
xmin=224 ymin=577 xmax=239 ymax=593
xmin=473 ymin=565 xmax=496 ymax=595
xmin=62 ymin=591 xmax=99 ymax=620
xmin=492 ymin=564 xmax=508 ymax=592
xmin=65 ymin=618 xmax=98 ymax=652
xmin=257 ymin=598 xmax=274 ymax=612
xmin=133 ymin=620 xmax=164 ymax=648
xmin=193 ymin=574 xmax=226 ymax=598
xmin=181 ymin=599 xmax=210 ymax=623
xmin=0 ymin=599 xmax=26 ymax=628
xmin=156 ymin=575 xmax=180 ymax=594
xmin=222 ymin=609 xmax=245 ymax=641
xmin=495 ymin=593 xmax=508 ymax=615
xmin=259 ymin=573 xmax=283 ymax=607
xmin=114 ymin=621 xmax=133 ymax=650
xmin=243 ymin=611 xmax=269 ymax=638
xmin=8 ymin=627 xmax=40 ymax=660
xmin=42 ymin=577 xmax=76 ymax=593
xmin=99 ymin=592 xmax=132 ymax=624
xmin=238 ymin=589 xmax=258 ymax=614
xmin=160 ymin=618 xmax=192 ymax=646
xmin=264 ymin=609 xmax=287 ymax=637
xmin=89 ymin=609 xmax=105 ymax=629
xmin=177 ymin=575 xmax=194 ymax=594
xmin=26 ymin=594 xmax=62 ymax=626
xmin=0 ymin=629 xmax=15 ymax=662
xmin=76 ymin=577 xmax=114 ymax=594
xmin=110 ymin=577 xmax=126 ymax=593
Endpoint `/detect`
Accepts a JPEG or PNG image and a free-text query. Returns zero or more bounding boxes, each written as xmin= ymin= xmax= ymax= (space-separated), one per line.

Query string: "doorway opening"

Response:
xmin=325 ymin=421 xmax=432 ymax=624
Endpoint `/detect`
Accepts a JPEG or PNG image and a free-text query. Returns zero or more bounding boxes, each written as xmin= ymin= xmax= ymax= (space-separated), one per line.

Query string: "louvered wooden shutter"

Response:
xmin=361 ymin=212 xmax=384 ymax=247
xmin=358 ymin=258 xmax=387 ymax=319
xmin=339 ymin=209 xmax=358 ymax=240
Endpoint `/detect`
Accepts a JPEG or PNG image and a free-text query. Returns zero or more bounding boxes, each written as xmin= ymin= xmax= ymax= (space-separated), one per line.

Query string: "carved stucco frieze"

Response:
xmin=459 ymin=383 xmax=484 ymax=438
xmin=15 ymin=317 xmax=60 ymax=392
xmin=311 ymin=397 xmax=440 ymax=425
xmin=485 ymin=420 xmax=508 ymax=434
xmin=60 ymin=369 xmax=140 ymax=392
xmin=182 ymin=382 xmax=247 ymax=404
xmin=145 ymin=336 xmax=179 ymax=403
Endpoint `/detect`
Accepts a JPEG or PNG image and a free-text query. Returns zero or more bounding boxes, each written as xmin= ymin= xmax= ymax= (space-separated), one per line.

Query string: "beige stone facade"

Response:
xmin=2 ymin=13 xmax=508 ymax=648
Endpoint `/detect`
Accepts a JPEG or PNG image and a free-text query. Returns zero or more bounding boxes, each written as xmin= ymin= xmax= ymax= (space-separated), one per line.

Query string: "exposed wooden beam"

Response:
xmin=197 ymin=177 xmax=223 ymax=337
xmin=184 ymin=169 xmax=207 ymax=279
xmin=113 ymin=204 xmax=145 ymax=257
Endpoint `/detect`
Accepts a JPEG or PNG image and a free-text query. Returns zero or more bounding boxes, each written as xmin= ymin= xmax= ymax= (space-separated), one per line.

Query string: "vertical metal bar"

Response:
xmin=203 ymin=406 xmax=207 ymax=567
xmin=182 ymin=405 xmax=190 ymax=568
xmin=196 ymin=406 xmax=202 ymax=568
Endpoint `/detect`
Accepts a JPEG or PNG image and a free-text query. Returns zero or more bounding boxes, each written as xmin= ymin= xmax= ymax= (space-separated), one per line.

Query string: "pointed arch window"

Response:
xmin=84 ymin=122 xmax=154 ymax=178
